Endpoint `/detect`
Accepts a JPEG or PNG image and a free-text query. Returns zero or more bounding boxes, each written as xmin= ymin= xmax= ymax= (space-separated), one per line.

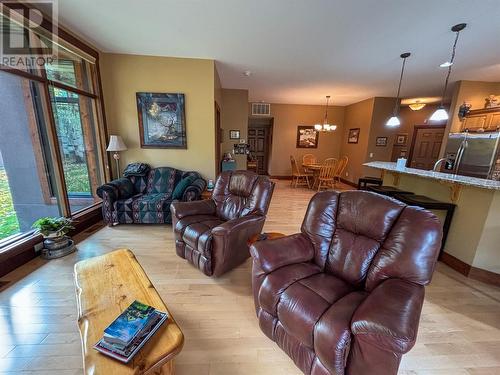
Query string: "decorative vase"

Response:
xmin=41 ymin=235 xmax=76 ymax=259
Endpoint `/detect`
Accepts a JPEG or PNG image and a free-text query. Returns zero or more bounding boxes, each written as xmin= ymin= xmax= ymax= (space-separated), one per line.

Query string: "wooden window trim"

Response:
xmin=0 ymin=4 xmax=111 ymax=275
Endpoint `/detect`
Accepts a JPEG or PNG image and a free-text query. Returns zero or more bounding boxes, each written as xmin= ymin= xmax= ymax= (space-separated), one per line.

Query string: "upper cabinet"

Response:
xmin=462 ymin=108 xmax=500 ymax=132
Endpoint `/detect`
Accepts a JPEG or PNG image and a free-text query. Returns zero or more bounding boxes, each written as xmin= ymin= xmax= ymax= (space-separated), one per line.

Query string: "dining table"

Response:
xmin=302 ymin=163 xmax=322 ymax=188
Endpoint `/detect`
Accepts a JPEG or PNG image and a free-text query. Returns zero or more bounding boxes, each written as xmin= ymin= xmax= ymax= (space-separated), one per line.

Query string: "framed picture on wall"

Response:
xmin=395 ymin=133 xmax=408 ymax=146
xmin=348 ymin=128 xmax=360 ymax=144
xmin=376 ymin=136 xmax=388 ymax=147
xmin=229 ymin=130 xmax=240 ymax=139
xmin=136 ymin=92 xmax=186 ymax=149
xmin=296 ymin=126 xmax=319 ymax=148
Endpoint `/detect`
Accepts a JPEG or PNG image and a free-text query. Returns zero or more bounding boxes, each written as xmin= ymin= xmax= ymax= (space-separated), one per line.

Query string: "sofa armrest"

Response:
xmin=170 ymin=199 xmax=216 ymax=220
xmin=181 ymin=177 xmax=207 ymax=202
xmin=249 ymin=233 xmax=315 ymax=274
xmin=351 ymin=278 xmax=425 ymax=354
xmin=210 ymin=215 xmax=266 ymax=277
xmin=96 ymin=178 xmax=135 ymax=203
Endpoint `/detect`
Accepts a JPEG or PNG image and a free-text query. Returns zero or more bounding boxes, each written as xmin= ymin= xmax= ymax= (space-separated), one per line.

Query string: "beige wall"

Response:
xmin=100 ymin=53 xmax=216 ymax=180
xmin=262 ymin=103 xmax=345 ymax=176
xmin=474 ymin=191 xmax=500 ymax=273
xmin=364 ymin=97 xmax=397 ymax=175
xmin=221 ymin=89 xmax=249 ymax=170
xmin=340 ymin=98 xmax=375 ymax=183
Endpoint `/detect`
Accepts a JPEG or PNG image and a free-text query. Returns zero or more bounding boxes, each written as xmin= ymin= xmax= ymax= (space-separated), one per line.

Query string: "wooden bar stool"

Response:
xmin=367 ymin=185 xmax=414 ymax=197
xmin=393 ymin=194 xmax=456 ymax=253
xmin=357 ymin=176 xmax=383 ymax=190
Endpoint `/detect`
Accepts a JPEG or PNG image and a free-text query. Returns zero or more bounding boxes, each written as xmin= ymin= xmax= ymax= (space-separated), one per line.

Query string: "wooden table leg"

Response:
xmin=149 ymin=359 xmax=174 ymax=374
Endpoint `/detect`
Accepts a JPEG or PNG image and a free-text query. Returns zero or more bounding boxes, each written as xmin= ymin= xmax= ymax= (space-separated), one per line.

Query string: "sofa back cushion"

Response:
xmin=212 ymin=170 xmax=275 ymax=221
xmin=146 ymin=167 xmax=182 ymax=195
xmin=325 ymin=191 xmax=405 ymax=286
xmin=301 ymin=191 xmax=442 ymax=290
xmin=364 ymin=205 xmax=442 ymax=290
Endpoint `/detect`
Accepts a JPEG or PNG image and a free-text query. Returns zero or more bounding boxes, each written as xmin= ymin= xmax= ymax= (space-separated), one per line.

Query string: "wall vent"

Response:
xmin=251 ymin=102 xmax=271 ymax=116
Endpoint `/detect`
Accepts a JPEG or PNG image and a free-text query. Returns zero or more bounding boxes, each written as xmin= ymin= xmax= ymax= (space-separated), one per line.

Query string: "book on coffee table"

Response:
xmin=94 ymin=300 xmax=168 ymax=363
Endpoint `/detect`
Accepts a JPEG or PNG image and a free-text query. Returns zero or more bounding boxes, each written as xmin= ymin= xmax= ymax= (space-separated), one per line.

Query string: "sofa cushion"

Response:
xmin=137 ymin=193 xmax=172 ymax=212
xmin=172 ymin=175 xmax=196 ymax=200
xmin=176 ymin=215 xmax=224 ymax=255
xmin=146 ymin=167 xmax=181 ymax=194
xmin=258 ymin=263 xmax=321 ymax=315
xmin=277 ymin=273 xmax=355 ymax=348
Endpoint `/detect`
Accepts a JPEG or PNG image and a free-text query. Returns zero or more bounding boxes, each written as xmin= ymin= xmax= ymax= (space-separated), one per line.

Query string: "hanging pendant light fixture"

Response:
xmin=386 ymin=52 xmax=411 ymax=127
xmin=314 ymin=95 xmax=337 ymax=132
xmin=430 ymin=23 xmax=467 ymax=122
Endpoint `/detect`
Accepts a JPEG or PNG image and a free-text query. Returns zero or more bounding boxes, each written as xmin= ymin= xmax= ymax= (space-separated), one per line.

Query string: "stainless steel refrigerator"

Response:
xmin=443 ymin=131 xmax=500 ymax=179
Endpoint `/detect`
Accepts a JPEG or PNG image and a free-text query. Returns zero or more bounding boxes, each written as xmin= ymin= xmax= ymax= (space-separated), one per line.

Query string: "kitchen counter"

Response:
xmin=364 ymin=160 xmax=500 ymax=284
xmin=364 ymin=161 xmax=500 ymax=191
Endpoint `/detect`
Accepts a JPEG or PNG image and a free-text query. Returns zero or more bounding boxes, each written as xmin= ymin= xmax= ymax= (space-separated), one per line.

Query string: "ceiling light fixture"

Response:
xmin=314 ymin=95 xmax=337 ymax=132
xmin=386 ymin=52 xmax=411 ymax=127
xmin=430 ymin=23 xmax=467 ymax=122
xmin=409 ymin=100 xmax=426 ymax=111
xmin=243 ymin=70 xmax=252 ymax=77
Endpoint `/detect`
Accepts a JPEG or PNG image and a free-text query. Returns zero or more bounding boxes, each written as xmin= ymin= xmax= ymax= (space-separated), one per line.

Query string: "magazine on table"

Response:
xmin=93 ymin=300 xmax=168 ymax=363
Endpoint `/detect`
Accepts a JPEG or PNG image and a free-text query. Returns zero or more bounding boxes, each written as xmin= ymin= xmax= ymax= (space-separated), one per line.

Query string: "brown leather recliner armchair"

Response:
xmin=171 ymin=170 xmax=275 ymax=277
xmin=250 ymin=190 xmax=442 ymax=375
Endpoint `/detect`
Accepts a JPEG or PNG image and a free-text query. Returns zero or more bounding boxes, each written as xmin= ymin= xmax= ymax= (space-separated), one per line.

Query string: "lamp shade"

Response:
xmin=106 ymin=135 xmax=127 ymax=152
xmin=429 ymin=107 xmax=449 ymax=122
xmin=386 ymin=116 xmax=401 ymax=127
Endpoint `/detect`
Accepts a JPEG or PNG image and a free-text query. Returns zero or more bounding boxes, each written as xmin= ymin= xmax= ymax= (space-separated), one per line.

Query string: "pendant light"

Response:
xmin=314 ymin=96 xmax=337 ymax=132
xmin=386 ymin=52 xmax=411 ymax=127
xmin=430 ymin=23 xmax=467 ymax=122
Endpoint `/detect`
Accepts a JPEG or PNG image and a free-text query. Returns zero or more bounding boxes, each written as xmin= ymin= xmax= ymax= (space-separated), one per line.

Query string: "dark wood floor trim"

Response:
xmin=439 ymin=251 xmax=471 ymax=276
xmin=269 ymin=175 xmax=292 ymax=180
xmin=469 ymin=266 xmax=500 ymax=287
xmin=340 ymin=178 xmax=358 ymax=188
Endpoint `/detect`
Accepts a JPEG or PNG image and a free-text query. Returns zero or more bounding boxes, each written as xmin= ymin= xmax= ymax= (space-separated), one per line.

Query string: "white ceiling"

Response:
xmin=57 ymin=0 xmax=500 ymax=105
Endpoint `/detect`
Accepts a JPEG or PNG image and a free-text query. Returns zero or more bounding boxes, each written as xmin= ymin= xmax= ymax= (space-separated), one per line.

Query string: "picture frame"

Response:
xmin=395 ymin=133 xmax=408 ymax=146
xmin=348 ymin=128 xmax=360 ymax=144
xmin=229 ymin=130 xmax=240 ymax=139
xmin=376 ymin=136 xmax=388 ymax=147
xmin=296 ymin=126 xmax=319 ymax=148
xmin=136 ymin=92 xmax=186 ymax=149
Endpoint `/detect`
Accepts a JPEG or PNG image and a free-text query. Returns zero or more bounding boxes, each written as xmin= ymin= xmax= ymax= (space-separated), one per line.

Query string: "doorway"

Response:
xmin=407 ymin=125 xmax=446 ymax=170
xmin=248 ymin=118 xmax=273 ymax=175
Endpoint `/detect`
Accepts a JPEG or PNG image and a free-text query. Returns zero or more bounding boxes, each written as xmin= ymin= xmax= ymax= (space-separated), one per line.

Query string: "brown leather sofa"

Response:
xmin=171 ymin=170 xmax=275 ymax=277
xmin=250 ymin=190 xmax=442 ymax=375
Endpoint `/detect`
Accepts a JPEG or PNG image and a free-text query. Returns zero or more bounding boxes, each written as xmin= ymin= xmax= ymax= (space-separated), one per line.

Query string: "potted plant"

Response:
xmin=32 ymin=217 xmax=76 ymax=259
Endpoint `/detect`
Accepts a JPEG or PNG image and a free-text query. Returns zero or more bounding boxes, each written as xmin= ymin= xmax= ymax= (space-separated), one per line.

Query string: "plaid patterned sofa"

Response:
xmin=97 ymin=167 xmax=206 ymax=225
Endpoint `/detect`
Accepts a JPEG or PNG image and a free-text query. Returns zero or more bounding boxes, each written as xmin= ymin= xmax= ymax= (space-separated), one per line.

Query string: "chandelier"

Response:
xmin=314 ymin=96 xmax=337 ymax=132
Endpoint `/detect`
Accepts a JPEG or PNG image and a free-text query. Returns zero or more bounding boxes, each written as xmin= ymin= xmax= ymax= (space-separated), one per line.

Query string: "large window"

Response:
xmin=0 ymin=9 xmax=108 ymax=243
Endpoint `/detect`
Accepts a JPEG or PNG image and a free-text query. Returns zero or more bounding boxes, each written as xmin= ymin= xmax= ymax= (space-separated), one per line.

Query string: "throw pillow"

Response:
xmin=172 ymin=175 xmax=196 ymax=199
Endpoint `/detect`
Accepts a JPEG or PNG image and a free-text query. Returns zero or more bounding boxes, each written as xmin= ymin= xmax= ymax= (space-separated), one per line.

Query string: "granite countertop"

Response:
xmin=364 ymin=161 xmax=500 ymax=191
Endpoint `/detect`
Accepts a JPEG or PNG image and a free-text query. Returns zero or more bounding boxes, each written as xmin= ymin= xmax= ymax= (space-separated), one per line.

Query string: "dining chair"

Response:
xmin=334 ymin=155 xmax=349 ymax=185
xmin=290 ymin=155 xmax=311 ymax=188
xmin=302 ymin=154 xmax=316 ymax=174
xmin=317 ymin=158 xmax=338 ymax=191
xmin=302 ymin=154 xmax=316 ymax=165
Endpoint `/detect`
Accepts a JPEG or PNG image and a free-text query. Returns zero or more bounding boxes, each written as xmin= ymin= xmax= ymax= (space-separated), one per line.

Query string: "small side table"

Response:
xmin=248 ymin=232 xmax=286 ymax=247
xmin=201 ymin=189 xmax=213 ymax=200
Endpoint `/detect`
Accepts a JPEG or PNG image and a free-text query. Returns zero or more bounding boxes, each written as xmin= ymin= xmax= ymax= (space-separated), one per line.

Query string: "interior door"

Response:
xmin=248 ymin=126 xmax=269 ymax=175
xmin=408 ymin=126 xmax=445 ymax=170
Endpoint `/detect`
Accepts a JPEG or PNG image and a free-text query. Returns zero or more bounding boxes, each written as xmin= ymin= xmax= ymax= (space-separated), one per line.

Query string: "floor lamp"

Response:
xmin=106 ymin=135 xmax=127 ymax=178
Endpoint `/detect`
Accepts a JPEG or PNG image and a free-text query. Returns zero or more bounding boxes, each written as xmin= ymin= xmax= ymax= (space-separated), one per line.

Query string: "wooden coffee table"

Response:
xmin=74 ymin=249 xmax=184 ymax=375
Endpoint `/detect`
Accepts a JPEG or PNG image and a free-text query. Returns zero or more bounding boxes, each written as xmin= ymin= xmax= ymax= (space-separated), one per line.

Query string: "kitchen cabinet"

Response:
xmin=462 ymin=108 xmax=500 ymax=131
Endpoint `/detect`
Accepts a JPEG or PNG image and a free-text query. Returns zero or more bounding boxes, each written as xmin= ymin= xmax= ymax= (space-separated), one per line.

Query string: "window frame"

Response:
xmin=0 ymin=4 xmax=111 ymax=254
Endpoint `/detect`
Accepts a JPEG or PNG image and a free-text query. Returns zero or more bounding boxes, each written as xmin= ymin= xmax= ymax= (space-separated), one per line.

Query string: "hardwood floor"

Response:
xmin=1 ymin=180 xmax=500 ymax=374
